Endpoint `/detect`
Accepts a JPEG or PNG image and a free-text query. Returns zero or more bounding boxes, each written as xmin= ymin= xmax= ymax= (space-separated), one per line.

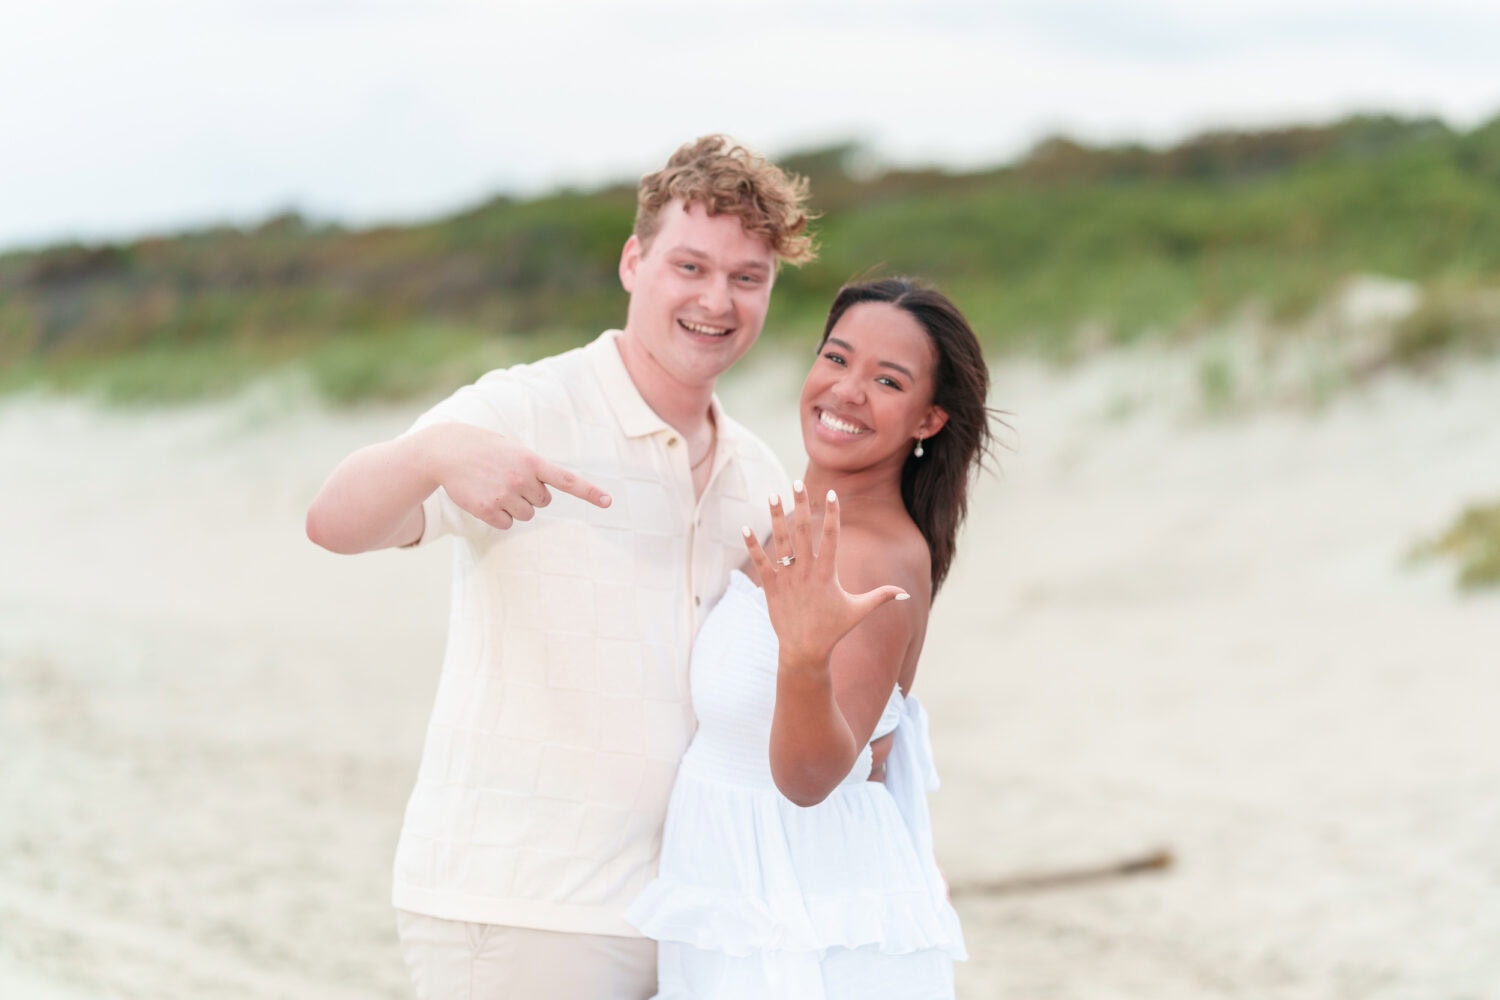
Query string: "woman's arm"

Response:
xmin=771 ymin=588 xmax=915 ymax=805
xmin=744 ymin=483 xmax=919 ymax=807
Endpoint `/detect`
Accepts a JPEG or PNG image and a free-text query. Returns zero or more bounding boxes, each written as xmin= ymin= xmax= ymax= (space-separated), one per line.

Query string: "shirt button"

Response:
xmin=667 ymin=436 xmax=679 ymax=447
xmin=694 ymin=596 xmax=701 ymax=606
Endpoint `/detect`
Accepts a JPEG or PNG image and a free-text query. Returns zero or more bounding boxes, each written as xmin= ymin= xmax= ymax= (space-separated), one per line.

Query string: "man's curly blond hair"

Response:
xmin=635 ymin=135 xmax=817 ymax=266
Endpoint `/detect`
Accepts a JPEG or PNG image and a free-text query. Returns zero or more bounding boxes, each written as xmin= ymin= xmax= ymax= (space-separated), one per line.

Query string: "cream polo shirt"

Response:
xmin=394 ymin=330 xmax=789 ymax=937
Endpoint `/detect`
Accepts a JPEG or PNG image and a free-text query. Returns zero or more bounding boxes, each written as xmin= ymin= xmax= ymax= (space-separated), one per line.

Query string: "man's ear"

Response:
xmin=919 ymin=405 xmax=949 ymax=440
xmin=619 ymin=234 xmax=642 ymax=293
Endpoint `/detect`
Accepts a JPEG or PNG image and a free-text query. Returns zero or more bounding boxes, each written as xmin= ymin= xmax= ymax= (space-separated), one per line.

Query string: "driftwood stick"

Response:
xmin=948 ymin=848 xmax=1174 ymax=897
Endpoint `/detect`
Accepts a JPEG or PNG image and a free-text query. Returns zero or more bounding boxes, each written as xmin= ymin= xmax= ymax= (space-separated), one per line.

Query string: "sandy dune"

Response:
xmin=2 ymin=348 xmax=1497 ymax=998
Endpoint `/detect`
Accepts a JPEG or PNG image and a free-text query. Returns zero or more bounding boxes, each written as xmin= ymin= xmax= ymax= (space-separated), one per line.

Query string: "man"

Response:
xmin=306 ymin=135 xmax=815 ymax=998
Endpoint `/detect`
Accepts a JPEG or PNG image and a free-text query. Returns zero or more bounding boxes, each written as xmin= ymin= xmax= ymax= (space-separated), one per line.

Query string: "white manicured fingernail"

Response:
xmin=895 ymin=592 xmax=911 ymax=601
xmin=793 ymin=480 xmax=804 ymax=493
xmin=742 ymin=525 xmax=752 ymax=537
xmin=827 ymin=490 xmax=837 ymax=503
xmin=769 ymin=493 xmax=781 ymax=506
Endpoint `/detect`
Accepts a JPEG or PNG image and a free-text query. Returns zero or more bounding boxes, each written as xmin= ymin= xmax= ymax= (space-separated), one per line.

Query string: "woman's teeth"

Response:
xmin=819 ymin=410 xmax=867 ymax=435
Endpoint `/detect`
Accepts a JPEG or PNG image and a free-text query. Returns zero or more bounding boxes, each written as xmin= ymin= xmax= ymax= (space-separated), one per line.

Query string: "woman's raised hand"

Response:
xmin=743 ymin=481 xmax=910 ymax=669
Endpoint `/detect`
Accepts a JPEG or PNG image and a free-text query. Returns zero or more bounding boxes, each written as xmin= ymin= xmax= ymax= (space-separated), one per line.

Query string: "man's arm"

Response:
xmin=305 ymin=422 xmax=611 ymax=555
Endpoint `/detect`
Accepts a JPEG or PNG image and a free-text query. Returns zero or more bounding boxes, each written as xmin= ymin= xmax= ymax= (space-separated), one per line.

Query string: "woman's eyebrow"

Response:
xmin=825 ymin=336 xmax=917 ymax=380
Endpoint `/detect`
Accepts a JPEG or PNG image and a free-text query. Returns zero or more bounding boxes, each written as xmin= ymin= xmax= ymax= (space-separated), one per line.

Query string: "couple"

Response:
xmin=306 ymin=135 xmax=992 ymax=999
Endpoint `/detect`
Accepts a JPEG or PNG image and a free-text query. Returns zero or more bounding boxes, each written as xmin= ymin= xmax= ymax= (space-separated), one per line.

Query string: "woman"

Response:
xmin=627 ymin=278 xmax=995 ymax=998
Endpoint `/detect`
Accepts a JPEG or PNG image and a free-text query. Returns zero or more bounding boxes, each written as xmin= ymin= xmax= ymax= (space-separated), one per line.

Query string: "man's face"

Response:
xmin=618 ymin=200 xmax=777 ymax=391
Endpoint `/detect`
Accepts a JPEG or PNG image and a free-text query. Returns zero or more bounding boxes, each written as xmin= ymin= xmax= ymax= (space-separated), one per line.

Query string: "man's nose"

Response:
xmin=698 ymin=276 xmax=731 ymax=315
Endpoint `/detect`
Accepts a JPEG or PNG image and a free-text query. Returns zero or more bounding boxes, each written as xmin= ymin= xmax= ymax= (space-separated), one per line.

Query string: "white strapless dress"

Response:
xmin=626 ymin=571 xmax=966 ymax=999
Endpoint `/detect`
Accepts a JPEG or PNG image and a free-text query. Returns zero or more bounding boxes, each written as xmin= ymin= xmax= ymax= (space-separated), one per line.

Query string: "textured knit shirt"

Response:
xmin=393 ymin=330 xmax=789 ymax=936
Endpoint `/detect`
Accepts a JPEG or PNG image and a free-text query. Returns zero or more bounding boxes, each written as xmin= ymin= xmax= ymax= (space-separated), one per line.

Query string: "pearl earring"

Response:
xmin=914 ymin=437 xmax=925 ymax=458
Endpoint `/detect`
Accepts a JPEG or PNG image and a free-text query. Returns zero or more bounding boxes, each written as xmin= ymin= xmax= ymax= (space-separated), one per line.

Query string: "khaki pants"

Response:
xmin=396 ymin=910 xmax=657 ymax=1000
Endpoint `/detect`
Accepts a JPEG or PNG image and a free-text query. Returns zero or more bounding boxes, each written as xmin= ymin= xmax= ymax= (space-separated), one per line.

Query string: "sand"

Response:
xmin=1 ymin=349 xmax=1497 ymax=999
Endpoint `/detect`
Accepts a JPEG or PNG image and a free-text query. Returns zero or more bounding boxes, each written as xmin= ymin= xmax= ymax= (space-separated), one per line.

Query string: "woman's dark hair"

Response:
xmin=819 ymin=277 xmax=997 ymax=595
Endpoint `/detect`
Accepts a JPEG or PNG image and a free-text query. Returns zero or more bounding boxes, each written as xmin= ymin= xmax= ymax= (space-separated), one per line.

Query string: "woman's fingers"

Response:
xmin=850 ymin=584 xmax=912 ymax=622
xmin=790 ymin=480 xmax=813 ymax=562
xmin=818 ymin=489 xmax=841 ymax=574
xmin=768 ymin=492 xmax=793 ymax=565
xmin=742 ymin=525 xmax=776 ymax=583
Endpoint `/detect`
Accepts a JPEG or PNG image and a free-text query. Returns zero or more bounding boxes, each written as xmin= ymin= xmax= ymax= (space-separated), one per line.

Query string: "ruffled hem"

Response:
xmin=629 ymin=612 xmax=968 ymax=963
xmin=625 ymin=877 xmax=967 ymax=960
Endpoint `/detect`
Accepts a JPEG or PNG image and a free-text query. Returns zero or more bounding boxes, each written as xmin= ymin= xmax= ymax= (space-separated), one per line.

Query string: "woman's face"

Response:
xmin=799 ymin=301 xmax=948 ymax=472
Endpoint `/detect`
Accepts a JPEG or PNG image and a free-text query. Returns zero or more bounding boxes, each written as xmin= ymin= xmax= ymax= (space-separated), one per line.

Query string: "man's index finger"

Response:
xmin=536 ymin=459 xmax=611 ymax=508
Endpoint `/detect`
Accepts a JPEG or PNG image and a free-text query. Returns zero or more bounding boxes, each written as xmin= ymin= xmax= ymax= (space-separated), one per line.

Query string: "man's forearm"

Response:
xmin=306 ymin=431 xmax=437 ymax=554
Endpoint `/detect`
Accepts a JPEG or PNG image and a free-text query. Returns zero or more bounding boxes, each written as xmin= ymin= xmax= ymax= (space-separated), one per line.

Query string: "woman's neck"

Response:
xmin=801 ymin=461 xmax=907 ymax=519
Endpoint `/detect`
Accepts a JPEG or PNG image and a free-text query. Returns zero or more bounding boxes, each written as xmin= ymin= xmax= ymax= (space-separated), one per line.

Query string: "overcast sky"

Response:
xmin=3 ymin=0 xmax=1498 ymax=252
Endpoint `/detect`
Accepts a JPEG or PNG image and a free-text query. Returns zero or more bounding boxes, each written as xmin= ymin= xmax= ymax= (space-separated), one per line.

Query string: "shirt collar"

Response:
xmin=588 ymin=329 xmax=735 ymax=452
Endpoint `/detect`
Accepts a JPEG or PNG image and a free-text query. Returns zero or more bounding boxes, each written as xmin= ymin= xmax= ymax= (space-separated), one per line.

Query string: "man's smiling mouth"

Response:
xmin=680 ymin=320 xmax=732 ymax=337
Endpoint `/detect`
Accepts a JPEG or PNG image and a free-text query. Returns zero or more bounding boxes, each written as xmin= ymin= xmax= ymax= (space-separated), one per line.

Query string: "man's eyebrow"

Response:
xmin=825 ymin=337 xmax=918 ymax=381
xmin=666 ymin=246 xmax=770 ymax=273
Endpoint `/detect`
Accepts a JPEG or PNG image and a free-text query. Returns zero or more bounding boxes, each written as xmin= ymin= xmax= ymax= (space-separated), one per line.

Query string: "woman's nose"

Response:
xmin=831 ymin=374 xmax=865 ymax=404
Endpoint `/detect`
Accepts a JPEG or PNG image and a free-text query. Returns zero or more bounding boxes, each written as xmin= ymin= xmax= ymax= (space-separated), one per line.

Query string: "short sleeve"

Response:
xmin=403 ymin=366 xmax=539 ymax=545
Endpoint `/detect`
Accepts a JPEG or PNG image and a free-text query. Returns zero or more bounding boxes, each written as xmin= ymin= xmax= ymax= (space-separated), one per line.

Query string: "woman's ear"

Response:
xmin=918 ymin=405 xmax=949 ymax=439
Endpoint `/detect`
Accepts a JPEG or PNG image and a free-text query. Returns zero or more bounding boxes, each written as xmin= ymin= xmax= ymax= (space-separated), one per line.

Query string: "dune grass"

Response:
xmin=0 ymin=324 xmax=590 ymax=407
xmin=4 ymin=112 xmax=1500 ymax=406
xmin=1412 ymin=502 xmax=1500 ymax=591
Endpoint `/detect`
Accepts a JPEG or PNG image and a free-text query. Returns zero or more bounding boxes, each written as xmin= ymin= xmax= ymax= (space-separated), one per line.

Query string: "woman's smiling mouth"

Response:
xmin=816 ymin=408 xmax=869 ymax=435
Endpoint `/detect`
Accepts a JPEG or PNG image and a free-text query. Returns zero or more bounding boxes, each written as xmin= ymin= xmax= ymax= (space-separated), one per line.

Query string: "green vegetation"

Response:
xmin=4 ymin=112 xmax=1500 ymax=405
xmin=1412 ymin=501 xmax=1500 ymax=590
xmin=1196 ymin=352 xmax=1238 ymax=414
xmin=1387 ymin=289 xmax=1500 ymax=368
xmin=0 ymin=320 xmax=598 ymax=406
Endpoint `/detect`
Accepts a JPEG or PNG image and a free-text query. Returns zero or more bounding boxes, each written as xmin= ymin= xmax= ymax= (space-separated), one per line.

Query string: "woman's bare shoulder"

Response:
xmin=835 ymin=515 xmax=933 ymax=606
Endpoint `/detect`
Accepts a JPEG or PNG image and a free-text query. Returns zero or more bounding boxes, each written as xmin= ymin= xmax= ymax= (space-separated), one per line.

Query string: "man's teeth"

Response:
xmin=681 ymin=321 xmax=730 ymax=336
xmin=819 ymin=410 xmax=867 ymax=435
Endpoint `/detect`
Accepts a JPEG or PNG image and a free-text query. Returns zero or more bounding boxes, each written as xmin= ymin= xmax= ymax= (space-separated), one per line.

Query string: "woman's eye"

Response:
xmin=877 ymin=376 xmax=903 ymax=390
xmin=823 ymin=352 xmax=846 ymax=365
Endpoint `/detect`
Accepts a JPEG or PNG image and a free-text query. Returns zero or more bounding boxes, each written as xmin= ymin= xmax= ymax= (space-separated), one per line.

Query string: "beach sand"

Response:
xmin=2 ymin=349 xmax=1497 ymax=998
